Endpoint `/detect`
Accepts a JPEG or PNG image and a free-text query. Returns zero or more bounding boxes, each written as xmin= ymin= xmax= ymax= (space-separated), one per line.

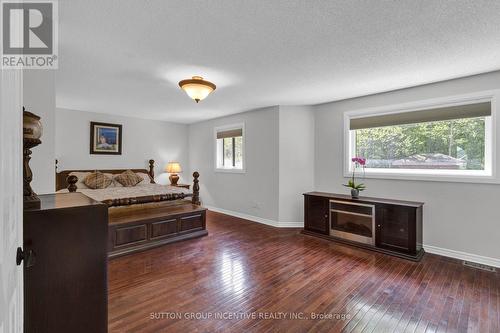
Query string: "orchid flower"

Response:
xmin=344 ymin=157 xmax=366 ymax=191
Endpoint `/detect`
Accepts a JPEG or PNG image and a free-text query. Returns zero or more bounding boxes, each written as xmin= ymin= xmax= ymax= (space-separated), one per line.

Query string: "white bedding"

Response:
xmin=57 ymin=183 xmax=191 ymax=203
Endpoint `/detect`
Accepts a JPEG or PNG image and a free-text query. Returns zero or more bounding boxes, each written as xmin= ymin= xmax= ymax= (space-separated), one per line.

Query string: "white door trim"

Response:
xmin=0 ymin=69 xmax=24 ymax=333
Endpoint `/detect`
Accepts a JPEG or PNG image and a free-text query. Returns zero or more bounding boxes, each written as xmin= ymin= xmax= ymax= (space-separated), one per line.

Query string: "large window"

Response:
xmin=345 ymin=98 xmax=494 ymax=180
xmin=215 ymin=124 xmax=244 ymax=172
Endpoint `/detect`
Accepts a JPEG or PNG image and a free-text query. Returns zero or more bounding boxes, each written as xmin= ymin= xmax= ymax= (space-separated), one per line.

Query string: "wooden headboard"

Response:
xmin=55 ymin=159 xmax=155 ymax=191
xmin=55 ymin=159 xmax=201 ymax=207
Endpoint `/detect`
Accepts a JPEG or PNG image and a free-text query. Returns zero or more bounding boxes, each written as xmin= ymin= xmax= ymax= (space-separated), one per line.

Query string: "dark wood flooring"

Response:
xmin=108 ymin=211 xmax=500 ymax=333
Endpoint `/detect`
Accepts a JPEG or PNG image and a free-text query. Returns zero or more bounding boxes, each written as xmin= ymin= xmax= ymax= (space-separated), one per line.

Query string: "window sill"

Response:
xmin=343 ymin=169 xmax=499 ymax=184
xmin=215 ymin=168 xmax=246 ymax=174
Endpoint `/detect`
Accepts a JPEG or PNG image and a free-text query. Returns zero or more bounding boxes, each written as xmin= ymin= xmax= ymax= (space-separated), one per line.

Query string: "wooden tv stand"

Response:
xmin=302 ymin=192 xmax=424 ymax=261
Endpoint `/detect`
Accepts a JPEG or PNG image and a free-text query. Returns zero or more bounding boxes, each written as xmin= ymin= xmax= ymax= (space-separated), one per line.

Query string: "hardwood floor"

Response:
xmin=108 ymin=211 xmax=499 ymax=333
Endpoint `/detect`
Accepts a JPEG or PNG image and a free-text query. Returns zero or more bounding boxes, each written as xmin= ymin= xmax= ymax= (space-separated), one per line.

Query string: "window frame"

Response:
xmin=214 ymin=123 xmax=246 ymax=173
xmin=343 ymin=91 xmax=499 ymax=184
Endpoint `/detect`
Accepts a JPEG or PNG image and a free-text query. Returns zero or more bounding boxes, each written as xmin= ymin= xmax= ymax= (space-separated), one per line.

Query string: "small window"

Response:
xmin=215 ymin=124 xmax=244 ymax=172
xmin=345 ymin=98 xmax=494 ymax=181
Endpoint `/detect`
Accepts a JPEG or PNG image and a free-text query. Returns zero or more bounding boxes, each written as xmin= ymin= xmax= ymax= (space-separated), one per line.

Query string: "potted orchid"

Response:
xmin=343 ymin=157 xmax=366 ymax=198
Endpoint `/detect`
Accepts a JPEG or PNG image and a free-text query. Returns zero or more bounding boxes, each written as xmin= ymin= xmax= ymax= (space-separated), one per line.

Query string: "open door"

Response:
xmin=0 ymin=69 xmax=24 ymax=331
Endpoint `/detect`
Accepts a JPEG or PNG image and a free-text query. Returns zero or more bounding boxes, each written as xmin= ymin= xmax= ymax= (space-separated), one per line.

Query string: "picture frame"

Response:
xmin=90 ymin=121 xmax=122 ymax=155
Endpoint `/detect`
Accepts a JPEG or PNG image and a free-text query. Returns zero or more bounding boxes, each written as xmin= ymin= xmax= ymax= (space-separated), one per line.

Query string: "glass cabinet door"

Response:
xmin=305 ymin=196 xmax=328 ymax=234
xmin=376 ymin=205 xmax=414 ymax=253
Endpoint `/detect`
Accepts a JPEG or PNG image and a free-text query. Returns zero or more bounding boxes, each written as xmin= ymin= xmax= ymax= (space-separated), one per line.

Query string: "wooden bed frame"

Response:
xmin=55 ymin=159 xmax=200 ymax=206
xmin=55 ymin=159 xmax=207 ymax=258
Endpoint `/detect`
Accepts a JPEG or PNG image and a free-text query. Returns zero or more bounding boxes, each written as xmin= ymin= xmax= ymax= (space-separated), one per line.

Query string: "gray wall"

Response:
xmin=187 ymin=105 xmax=315 ymax=225
xmin=55 ymin=108 xmax=189 ymax=184
xmin=188 ymin=106 xmax=280 ymax=221
xmin=314 ymin=71 xmax=500 ymax=261
xmin=278 ymin=106 xmax=315 ymax=224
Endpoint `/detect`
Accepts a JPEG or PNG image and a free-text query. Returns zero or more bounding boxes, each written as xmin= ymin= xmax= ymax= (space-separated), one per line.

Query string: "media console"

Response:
xmin=303 ymin=192 xmax=424 ymax=261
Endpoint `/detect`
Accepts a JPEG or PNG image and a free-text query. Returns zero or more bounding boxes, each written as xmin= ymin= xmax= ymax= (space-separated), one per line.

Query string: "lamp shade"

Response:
xmin=166 ymin=162 xmax=182 ymax=173
xmin=178 ymin=76 xmax=216 ymax=103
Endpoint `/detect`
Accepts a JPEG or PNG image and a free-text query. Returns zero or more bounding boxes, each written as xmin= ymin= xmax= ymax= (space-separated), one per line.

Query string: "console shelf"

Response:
xmin=303 ymin=192 xmax=424 ymax=261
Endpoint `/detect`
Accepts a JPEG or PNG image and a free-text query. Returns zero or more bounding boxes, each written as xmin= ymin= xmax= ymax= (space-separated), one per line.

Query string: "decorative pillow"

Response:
xmin=103 ymin=173 xmax=119 ymax=187
xmin=83 ymin=171 xmax=113 ymax=189
xmin=114 ymin=170 xmax=143 ymax=187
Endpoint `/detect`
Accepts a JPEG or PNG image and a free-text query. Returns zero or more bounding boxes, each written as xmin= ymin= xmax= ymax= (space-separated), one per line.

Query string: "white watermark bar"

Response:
xmin=150 ymin=311 xmax=351 ymax=321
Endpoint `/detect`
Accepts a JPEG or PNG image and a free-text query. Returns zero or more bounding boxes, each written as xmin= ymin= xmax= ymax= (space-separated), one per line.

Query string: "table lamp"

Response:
xmin=166 ymin=162 xmax=182 ymax=185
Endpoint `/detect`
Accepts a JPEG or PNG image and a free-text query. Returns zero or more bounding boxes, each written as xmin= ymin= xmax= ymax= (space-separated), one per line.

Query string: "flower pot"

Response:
xmin=351 ymin=188 xmax=359 ymax=199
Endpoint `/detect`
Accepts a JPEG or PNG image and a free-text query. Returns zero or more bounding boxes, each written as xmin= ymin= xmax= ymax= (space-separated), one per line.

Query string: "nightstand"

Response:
xmin=171 ymin=183 xmax=190 ymax=189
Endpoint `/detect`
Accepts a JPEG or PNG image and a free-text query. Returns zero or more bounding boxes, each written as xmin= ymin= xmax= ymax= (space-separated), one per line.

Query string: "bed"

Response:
xmin=55 ymin=159 xmax=207 ymax=257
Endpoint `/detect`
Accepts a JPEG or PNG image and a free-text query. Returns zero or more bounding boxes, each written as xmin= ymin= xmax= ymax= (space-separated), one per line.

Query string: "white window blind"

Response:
xmin=216 ymin=128 xmax=243 ymax=139
xmin=350 ymin=102 xmax=491 ymax=130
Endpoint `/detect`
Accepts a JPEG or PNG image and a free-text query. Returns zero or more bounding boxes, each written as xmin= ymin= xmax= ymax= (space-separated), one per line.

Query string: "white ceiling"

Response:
xmin=56 ymin=0 xmax=500 ymax=124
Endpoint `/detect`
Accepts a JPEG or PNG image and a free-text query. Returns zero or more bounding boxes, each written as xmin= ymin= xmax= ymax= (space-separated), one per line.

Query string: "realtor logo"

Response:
xmin=1 ymin=0 xmax=58 ymax=69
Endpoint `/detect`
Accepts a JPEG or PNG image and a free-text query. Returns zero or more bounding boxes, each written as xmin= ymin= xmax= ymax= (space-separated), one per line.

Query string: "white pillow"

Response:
xmin=68 ymin=172 xmax=91 ymax=189
xmin=136 ymin=172 xmax=153 ymax=185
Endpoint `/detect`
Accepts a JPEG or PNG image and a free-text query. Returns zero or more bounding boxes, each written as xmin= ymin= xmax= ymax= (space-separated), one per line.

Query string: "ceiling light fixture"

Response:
xmin=178 ymin=76 xmax=216 ymax=103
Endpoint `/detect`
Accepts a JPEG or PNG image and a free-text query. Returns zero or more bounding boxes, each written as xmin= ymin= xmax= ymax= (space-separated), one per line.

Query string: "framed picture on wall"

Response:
xmin=90 ymin=122 xmax=122 ymax=155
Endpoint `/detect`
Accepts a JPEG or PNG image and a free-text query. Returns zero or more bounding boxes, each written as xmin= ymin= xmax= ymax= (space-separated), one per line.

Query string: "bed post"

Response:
xmin=148 ymin=159 xmax=155 ymax=183
xmin=192 ymin=172 xmax=200 ymax=205
xmin=67 ymin=175 xmax=78 ymax=192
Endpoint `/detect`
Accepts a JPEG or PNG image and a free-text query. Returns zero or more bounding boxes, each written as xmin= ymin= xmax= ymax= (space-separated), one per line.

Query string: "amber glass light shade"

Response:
xmin=178 ymin=76 xmax=216 ymax=103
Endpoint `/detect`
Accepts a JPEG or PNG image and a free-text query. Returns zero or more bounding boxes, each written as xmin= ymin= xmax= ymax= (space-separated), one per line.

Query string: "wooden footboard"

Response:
xmin=108 ymin=202 xmax=207 ymax=258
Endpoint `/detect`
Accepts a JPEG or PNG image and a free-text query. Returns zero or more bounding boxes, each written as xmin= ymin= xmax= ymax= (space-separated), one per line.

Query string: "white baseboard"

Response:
xmin=205 ymin=206 xmax=302 ymax=228
xmin=206 ymin=206 xmax=499 ymax=268
xmin=424 ymin=244 xmax=500 ymax=268
xmin=277 ymin=221 xmax=304 ymax=228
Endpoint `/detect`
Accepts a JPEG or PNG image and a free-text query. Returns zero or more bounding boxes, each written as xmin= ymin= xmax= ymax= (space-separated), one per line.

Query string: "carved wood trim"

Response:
xmin=192 ymin=171 xmax=200 ymax=205
xmin=148 ymin=159 xmax=155 ymax=182
xmin=66 ymin=175 xmax=78 ymax=193
xmin=102 ymin=193 xmax=193 ymax=207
